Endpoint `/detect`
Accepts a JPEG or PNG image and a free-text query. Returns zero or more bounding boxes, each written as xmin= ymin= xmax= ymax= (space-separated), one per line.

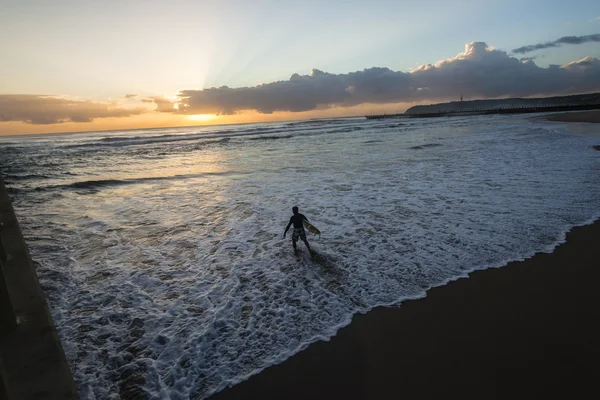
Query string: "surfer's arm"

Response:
xmin=283 ymin=219 xmax=293 ymax=237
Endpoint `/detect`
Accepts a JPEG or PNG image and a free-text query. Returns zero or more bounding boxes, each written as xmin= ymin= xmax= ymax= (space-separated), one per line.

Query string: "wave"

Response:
xmin=284 ymin=118 xmax=363 ymax=127
xmin=248 ymin=135 xmax=294 ymax=141
xmin=64 ymin=132 xmax=236 ymax=149
xmin=363 ymin=139 xmax=383 ymax=144
xmin=70 ymin=179 xmax=132 ymax=189
xmin=61 ymin=128 xmax=288 ymax=150
xmin=3 ymin=173 xmax=53 ymax=181
xmin=409 ymin=143 xmax=442 ymax=150
xmin=380 ymin=123 xmax=405 ymax=129
xmin=66 ymin=174 xmax=231 ymax=189
xmin=326 ymin=126 xmax=364 ymax=134
xmin=28 ymin=171 xmax=251 ymax=192
xmin=58 ymin=122 xmax=365 ymax=151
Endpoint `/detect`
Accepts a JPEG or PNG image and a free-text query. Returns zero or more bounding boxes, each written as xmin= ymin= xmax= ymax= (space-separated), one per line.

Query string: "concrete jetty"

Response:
xmin=0 ymin=177 xmax=79 ymax=399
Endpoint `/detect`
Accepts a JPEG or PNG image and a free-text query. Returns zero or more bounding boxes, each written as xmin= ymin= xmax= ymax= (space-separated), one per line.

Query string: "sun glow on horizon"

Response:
xmin=186 ymin=114 xmax=219 ymax=122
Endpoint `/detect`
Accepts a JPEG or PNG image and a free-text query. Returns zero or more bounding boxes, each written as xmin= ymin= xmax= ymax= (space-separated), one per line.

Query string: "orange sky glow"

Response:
xmin=0 ymin=102 xmax=413 ymax=136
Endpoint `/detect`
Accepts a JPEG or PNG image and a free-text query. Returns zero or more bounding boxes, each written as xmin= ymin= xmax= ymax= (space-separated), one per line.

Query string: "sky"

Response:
xmin=1 ymin=0 xmax=599 ymax=135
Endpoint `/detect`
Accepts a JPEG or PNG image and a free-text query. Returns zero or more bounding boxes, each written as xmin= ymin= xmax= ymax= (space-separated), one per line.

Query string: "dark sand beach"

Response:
xmin=211 ymin=115 xmax=600 ymax=400
xmin=543 ymin=109 xmax=600 ymax=123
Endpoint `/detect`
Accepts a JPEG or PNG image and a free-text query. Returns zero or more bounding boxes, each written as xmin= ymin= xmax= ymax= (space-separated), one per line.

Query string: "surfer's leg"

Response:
xmin=299 ymin=230 xmax=310 ymax=251
xmin=303 ymin=239 xmax=311 ymax=251
xmin=292 ymin=228 xmax=301 ymax=250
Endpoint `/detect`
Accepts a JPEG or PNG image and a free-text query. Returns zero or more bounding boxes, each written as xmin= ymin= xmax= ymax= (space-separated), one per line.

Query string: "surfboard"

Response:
xmin=303 ymin=220 xmax=321 ymax=235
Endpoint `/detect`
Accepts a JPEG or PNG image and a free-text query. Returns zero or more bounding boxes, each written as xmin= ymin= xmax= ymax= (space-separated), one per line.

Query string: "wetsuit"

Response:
xmin=284 ymin=213 xmax=310 ymax=247
xmin=289 ymin=213 xmax=307 ymax=229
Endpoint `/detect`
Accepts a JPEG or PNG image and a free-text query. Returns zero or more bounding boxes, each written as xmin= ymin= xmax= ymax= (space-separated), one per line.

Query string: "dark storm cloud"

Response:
xmin=0 ymin=95 xmax=146 ymax=124
xmin=512 ymin=34 xmax=600 ymax=54
xmin=171 ymin=42 xmax=600 ymax=115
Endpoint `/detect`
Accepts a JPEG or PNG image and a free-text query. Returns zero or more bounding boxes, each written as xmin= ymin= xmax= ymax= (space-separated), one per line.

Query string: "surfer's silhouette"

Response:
xmin=283 ymin=206 xmax=311 ymax=252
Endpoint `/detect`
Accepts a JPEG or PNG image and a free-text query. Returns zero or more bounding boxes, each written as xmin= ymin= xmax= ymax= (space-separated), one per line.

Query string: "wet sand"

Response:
xmin=543 ymin=109 xmax=600 ymax=123
xmin=211 ymin=135 xmax=600 ymax=399
xmin=211 ymin=218 xmax=600 ymax=399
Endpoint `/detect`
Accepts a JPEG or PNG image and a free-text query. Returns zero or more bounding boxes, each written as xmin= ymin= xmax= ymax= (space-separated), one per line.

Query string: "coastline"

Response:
xmin=210 ymin=115 xmax=600 ymax=400
xmin=2 ymin=110 xmax=598 ymax=398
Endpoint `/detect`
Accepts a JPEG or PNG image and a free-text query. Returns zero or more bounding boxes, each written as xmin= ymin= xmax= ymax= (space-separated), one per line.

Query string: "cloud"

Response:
xmin=3 ymin=41 xmax=598 ymax=125
xmin=0 ymin=95 xmax=147 ymax=124
xmin=512 ymin=34 xmax=600 ymax=54
xmin=138 ymin=96 xmax=176 ymax=111
xmin=150 ymin=96 xmax=176 ymax=112
xmin=169 ymin=42 xmax=600 ymax=115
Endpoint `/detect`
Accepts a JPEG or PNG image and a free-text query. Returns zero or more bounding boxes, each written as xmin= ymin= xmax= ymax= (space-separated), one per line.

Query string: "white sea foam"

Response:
xmin=2 ymin=115 xmax=600 ymax=399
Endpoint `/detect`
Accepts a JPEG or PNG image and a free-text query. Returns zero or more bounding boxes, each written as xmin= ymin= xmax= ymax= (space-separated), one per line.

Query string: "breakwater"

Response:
xmin=0 ymin=177 xmax=78 ymax=399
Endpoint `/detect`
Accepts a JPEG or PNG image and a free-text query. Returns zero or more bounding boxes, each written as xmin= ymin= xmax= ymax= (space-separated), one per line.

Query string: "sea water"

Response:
xmin=1 ymin=115 xmax=599 ymax=399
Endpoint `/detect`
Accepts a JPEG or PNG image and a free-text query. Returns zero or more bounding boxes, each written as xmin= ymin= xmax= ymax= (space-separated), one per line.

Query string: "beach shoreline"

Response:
xmin=211 ymin=218 xmax=600 ymax=400
xmin=210 ymin=114 xmax=600 ymax=400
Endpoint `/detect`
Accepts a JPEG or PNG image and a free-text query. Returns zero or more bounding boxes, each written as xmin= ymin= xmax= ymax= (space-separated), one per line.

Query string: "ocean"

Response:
xmin=1 ymin=115 xmax=599 ymax=399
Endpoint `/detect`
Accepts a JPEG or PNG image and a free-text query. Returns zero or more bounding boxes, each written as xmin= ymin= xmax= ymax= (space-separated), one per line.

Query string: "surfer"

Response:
xmin=283 ymin=206 xmax=311 ymax=251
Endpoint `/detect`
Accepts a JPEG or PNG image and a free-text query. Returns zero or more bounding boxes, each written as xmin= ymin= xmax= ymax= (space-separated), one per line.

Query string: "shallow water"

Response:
xmin=1 ymin=115 xmax=599 ymax=399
